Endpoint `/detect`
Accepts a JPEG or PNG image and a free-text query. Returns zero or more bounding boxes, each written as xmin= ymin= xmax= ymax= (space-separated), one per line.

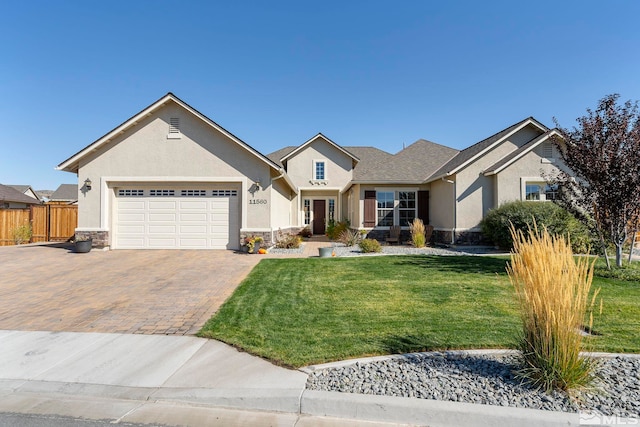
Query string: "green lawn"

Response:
xmin=198 ymin=255 xmax=640 ymax=368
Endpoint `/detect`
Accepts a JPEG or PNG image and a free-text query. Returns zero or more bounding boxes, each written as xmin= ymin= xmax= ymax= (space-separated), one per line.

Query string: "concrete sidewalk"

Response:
xmin=0 ymin=330 xmax=579 ymax=426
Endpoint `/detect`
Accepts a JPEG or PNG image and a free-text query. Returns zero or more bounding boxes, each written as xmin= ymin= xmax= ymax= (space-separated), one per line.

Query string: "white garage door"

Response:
xmin=115 ymin=187 xmax=239 ymax=249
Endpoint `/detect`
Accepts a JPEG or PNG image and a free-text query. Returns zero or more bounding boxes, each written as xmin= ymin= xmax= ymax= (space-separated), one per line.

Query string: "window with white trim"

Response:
xmin=303 ymin=199 xmax=310 ymax=225
xmin=524 ymin=181 xmax=558 ymax=201
xmin=398 ymin=191 xmax=416 ymax=226
xmin=314 ymin=160 xmax=325 ymax=180
xmin=375 ymin=190 xmax=417 ymax=227
xmin=328 ymin=199 xmax=335 ymax=222
xmin=376 ymin=191 xmax=394 ymax=226
xmin=525 ymin=184 xmax=542 ymax=201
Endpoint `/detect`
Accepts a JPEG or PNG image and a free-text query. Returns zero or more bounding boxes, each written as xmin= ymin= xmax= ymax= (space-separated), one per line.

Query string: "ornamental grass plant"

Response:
xmin=507 ymin=224 xmax=601 ymax=393
xmin=410 ymin=218 xmax=426 ymax=248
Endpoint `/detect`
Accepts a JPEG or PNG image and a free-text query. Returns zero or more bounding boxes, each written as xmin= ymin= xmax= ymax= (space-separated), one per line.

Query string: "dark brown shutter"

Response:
xmin=364 ymin=191 xmax=376 ymax=227
xmin=417 ymin=190 xmax=429 ymax=224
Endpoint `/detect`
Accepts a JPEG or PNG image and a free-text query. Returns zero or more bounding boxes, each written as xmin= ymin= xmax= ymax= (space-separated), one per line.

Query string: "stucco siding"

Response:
xmin=77 ymin=101 xmax=272 ymax=231
xmin=270 ymin=175 xmax=293 ymax=230
xmin=285 ymin=138 xmax=353 ymax=189
xmin=429 ymin=179 xmax=454 ymax=230
xmin=454 ymin=124 xmax=546 ymax=230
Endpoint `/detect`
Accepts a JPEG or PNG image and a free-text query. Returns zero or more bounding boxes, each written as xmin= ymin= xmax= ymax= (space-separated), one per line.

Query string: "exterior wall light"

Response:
xmin=84 ymin=178 xmax=92 ymax=191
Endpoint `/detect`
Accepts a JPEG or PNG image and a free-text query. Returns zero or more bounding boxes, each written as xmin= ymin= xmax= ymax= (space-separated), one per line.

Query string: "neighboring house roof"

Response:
xmin=483 ymin=130 xmax=560 ymax=176
xmin=57 ymin=92 xmax=285 ymax=175
xmin=426 ymin=117 xmax=549 ymax=181
xmin=49 ymin=184 xmax=78 ymax=202
xmin=280 ymin=133 xmax=360 ymax=163
xmin=0 ymin=184 xmax=42 ymax=205
xmin=7 ymin=185 xmax=41 ymax=201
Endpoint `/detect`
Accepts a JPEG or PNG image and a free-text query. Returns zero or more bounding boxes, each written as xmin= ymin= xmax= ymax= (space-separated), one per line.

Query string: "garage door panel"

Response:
xmin=119 ymin=213 xmax=145 ymax=222
xmin=149 ymin=225 xmax=177 ymax=234
xmin=116 ymin=187 xmax=239 ymax=250
xmin=149 ymin=201 xmax=177 ymax=209
xmin=119 ymin=200 xmax=146 ymax=209
xmin=180 ymin=201 xmax=208 ymax=209
xmin=180 ymin=213 xmax=208 ymax=222
xmin=149 ymin=213 xmax=176 ymax=222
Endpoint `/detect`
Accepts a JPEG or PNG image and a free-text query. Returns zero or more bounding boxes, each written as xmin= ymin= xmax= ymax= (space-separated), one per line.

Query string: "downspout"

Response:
xmin=441 ymin=177 xmax=456 ymax=245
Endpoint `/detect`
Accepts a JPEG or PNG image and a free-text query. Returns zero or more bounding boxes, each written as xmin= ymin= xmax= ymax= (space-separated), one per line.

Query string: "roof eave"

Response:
xmin=482 ymin=129 xmax=561 ymax=176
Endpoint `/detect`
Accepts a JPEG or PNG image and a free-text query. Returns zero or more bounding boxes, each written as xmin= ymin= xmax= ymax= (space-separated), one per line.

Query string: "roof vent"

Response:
xmin=168 ymin=117 xmax=181 ymax=139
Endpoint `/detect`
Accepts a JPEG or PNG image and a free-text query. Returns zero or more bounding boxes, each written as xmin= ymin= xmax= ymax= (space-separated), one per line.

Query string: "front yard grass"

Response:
xmin=198 ymin=256 xmax=640 ymax=368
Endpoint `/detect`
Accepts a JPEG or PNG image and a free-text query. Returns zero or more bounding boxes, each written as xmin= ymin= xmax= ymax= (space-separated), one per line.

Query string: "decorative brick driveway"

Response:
xmin=0 ymin=244 xmax=261 ymax=335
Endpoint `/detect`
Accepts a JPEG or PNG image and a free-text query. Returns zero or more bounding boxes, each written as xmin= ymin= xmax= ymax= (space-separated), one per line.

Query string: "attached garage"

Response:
xmin=114 ymin=186 xmax=240 ymax=250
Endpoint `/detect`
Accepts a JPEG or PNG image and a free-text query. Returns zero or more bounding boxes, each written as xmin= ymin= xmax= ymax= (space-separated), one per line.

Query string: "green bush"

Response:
xmin=480 ymin=201 xmax=594 ymax=253
xmin=326 ymin=220 xmax=349 ymax=240
xmin=359 ymin=238 xmax=382 ymax=253
xmin=13 ymin=224 xmax=32 ymax=245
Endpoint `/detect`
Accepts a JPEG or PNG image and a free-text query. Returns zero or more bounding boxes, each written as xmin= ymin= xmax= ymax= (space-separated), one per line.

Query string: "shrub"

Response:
xmin=507 ymin=225 xmax=601 ymax=393
xmin=275 ymin=232 xmax=302 ymax=249
xmin=298 ymin=227 xmax=312 ymax=238
xmin=338 ymin=228 xmax=362 ymax=246
xmin=359 ymin=238 xmax=382 ymax=253
xmin=13 ymin=223 xmax=32 ymax=245
xmin=480 ymin=201 xmax=594 ymax=253
xmin=326 ymin=220 xmax=349 ymax=240
xmin=410 ymin=218 xmax=426 ymax=248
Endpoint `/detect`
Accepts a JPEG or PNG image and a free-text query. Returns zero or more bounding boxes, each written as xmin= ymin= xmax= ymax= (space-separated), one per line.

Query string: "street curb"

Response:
xmin=300 ymin=390 xmax=579 ymax=427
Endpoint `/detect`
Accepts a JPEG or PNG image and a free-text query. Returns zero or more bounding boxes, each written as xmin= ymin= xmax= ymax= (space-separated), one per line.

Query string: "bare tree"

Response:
xmin=551 ymin=94 xmax=640 ymax=268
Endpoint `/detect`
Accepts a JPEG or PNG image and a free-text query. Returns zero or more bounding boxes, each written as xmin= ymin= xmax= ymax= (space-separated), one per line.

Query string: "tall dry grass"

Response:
xmin=507 ymin=224 xmax=601 ymax=393
xmin=410 ymin=218 xmax=426 ymax=248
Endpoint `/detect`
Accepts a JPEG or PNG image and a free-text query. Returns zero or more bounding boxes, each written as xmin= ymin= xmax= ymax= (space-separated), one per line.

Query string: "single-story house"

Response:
xmin=0 ymin=184 xmax=43 ymax=209
xmin=48 ymin=184 xmax=78 ymax=205
xmin=57 ymin=93 xmax=570 ymax=250
xmin=7 ymin=185 xmax=42 ymax=202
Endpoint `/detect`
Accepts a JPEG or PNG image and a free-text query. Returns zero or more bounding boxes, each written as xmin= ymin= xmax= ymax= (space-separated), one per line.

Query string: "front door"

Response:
xmin=313 ymin=200 xmax=326 ymax=235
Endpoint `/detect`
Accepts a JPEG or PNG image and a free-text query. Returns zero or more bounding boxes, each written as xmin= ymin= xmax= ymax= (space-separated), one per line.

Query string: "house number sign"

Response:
xmin=249 ymin=199 xmax=267 ymax=205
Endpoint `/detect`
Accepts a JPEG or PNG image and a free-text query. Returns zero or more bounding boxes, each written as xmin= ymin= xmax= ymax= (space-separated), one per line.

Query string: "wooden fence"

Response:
xmin=0 ymin=205 xmax=78 ymax=246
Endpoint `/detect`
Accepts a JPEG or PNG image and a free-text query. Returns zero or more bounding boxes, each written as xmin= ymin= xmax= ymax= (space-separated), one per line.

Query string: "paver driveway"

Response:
xmin=0 ymin=244 xmax=261 ymax=335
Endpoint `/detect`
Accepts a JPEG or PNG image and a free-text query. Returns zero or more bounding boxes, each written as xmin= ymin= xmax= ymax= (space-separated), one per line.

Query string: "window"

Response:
xmin=376 ymin=192 xmax=394 ymax=226
xmin=149 ymin=189 xmax=175 ymax=197
xmin=304 ymin=199 xmax=310 ymax=225
xmin=118 ymin=189 xmax=144 ymax=196
xmin=525 ymin=184 xmax=542 ymax=200
xmin=314 ymin=161 xmax=325 ymax=180
xmin=180 ymin=189 xmax=207 ymax=197
xmin=398 ymin=191 xmax=416 ymax=226
xmin=545 ymin=184 xmax=559 ymax=201
xmin=211 ymin=190 xmax=237 ymax=197
xmin=328 ymin=199 xmax=335 ymax=222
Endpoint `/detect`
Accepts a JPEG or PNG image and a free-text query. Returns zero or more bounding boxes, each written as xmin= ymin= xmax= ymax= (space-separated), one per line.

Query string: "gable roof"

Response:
xmin=426 ymin=117 xmax=549 ymax=181
xmin=50 ymin=184 xmax=78 ymax=202
xmin=482 ymin=129 xmax=560 ymax=176
xmin=349 ymin=140 xmax=459 ymax=183
xmin=7 ymin=185 xmax=41 ymax=201
xmin=0 ymin=184 xmax=41 ymax=205
xmin=279 ymin=133 xmax=360 ymax=163
xmin=57 ymin=92 xmax=284 ymax=175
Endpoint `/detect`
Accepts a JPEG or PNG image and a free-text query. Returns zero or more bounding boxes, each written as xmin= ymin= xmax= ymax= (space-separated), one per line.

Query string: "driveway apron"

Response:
xmin=0 ymin=244 xmax=261 ymax=335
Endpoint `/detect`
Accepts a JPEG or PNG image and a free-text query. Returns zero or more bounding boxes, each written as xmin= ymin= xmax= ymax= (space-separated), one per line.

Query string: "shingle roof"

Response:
xmin=266 ymin=146 xmax=297 ymax=167
xmin=50 ymin=184 xmax=78 ymax=202
xmin=7 ymin=185 xmax=40 ymax=201
xmin=0 ymin=184 xmax=41 ymax=205
xmin=344 ymin=146 xmax=394 ymax=181
xmin=426 ymin=117 xmax=548 ymax=181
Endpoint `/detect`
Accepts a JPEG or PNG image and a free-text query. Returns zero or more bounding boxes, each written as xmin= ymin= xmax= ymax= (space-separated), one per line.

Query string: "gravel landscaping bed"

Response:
xmin=330 ymin=244 xmax=474 ymax=257
xmin=267 ymin=244 xmax=305 ymax=254
xmin=306 ymin=352 xmax=640 ymax=418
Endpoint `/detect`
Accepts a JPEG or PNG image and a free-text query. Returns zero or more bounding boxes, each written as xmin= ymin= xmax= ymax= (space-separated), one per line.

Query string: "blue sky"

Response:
xmin=1 ymin=1 xmax=639 ymax=190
